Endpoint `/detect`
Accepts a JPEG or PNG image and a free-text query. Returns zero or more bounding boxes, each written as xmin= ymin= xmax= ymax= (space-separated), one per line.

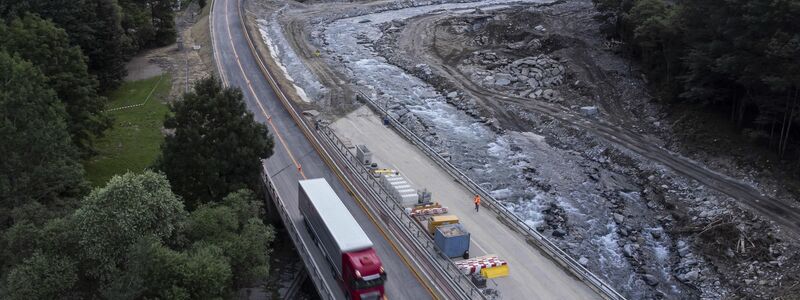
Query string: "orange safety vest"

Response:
xmin=474 ymin=195 xmax=481 ymax=205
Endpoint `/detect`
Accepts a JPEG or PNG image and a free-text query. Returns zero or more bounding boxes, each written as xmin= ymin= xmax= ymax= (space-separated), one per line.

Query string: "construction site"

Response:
xmin=243 ymin=0 xmax=800 ymax=298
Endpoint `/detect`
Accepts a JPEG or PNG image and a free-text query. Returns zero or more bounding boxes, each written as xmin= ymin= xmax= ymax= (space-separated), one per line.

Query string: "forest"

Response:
xmin=1 ymin=0 xmax=276 ymax=298
xmin=592 ymin=0 xmax=800 ymax=160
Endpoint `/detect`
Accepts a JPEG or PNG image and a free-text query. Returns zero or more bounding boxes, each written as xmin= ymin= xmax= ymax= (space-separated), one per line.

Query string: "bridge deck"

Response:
xmin=210 ymin=0 xmax=432 ymax=298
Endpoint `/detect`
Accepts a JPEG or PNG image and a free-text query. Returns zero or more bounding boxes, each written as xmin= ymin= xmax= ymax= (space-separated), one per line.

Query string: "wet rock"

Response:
xmin=552 ymin=228 xmax=567 ymax=237
xmin=619 ymin=227 xmax=629 ymax=237
xmin=542 ymin=89 xmax=559 ymax=101
xmin=679 ymin=270 xmax=700 ymax=282
xmin=683 ymin=258 xmax=698 ymax=267
xmin=624 ymin=243 xmax=636 ymax=258
xmin=650 ymin=228 xmax=663 ymax=239
xmin=527 ymin=79 xmax=540 ymax=89
xmin=643 ymin=274 xmax=659 ymax=286
xmin=613 ymin=213 xmax=625 ymax=224
xmin=507 ymin=41 xmax=526 ymax=50
xmin=495 ymin=78 xmax=511 ymax=86
xmin=678 ymin=245 xmax=690 ymax=257
xmin=527 ymin=38 xmax=542 ymax=49
xmin=578 ymin=256 xmax=589 ymax=267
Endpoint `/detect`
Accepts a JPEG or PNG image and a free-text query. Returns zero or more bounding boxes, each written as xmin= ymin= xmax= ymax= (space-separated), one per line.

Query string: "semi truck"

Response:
xmin=299 ymin=178 xmax=387 ymax=300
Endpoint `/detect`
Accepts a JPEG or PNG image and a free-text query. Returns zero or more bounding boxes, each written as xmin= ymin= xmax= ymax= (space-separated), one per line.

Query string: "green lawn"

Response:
xmin=84 ymin=74 xmax=172 ymax=186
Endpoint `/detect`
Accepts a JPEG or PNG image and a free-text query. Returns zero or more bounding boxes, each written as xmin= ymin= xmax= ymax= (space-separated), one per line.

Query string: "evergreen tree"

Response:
xmin=3 ymin=0 xmax=133 ymax=89
xmin=158 ymin=77 xmax=274 ymax=208
xmin=150 ymin=0 xmax=176 ymax=46
xmin=0 ymin=51 xmax=87 ymax=228
xmin=118 ymin=0 xmax=177 ymax=49
xmin=0 ymin=14 xmax=110 ymax=153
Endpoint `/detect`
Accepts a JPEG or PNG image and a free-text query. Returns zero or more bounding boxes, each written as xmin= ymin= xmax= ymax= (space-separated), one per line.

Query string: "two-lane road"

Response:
xmin=210 ymin=0 xmax=434 ymax=298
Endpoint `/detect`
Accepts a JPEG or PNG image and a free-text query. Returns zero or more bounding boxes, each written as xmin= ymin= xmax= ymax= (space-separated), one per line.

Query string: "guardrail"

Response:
xmin=315 ymin=122 xmax=487 ymax=299
xmin=261 ymin=168 xmax=336 ymax=300
xmin=234 ymin=0 xmax=620 ymax=297
xmin=235 ymin=0 xmax=481 ymax=298
xmin=354 ymin=92 xmax=627 ymax=300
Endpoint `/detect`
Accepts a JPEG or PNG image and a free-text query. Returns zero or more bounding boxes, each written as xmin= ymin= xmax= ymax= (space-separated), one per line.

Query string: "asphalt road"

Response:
xmin=210 ymin=0 xmax=433 ymax=298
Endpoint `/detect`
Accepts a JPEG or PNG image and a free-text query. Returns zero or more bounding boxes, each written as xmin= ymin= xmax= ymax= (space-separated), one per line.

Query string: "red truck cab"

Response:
xmin=298 ymin=178 xmax=388 ymax=300
xmin=342 ymin=248 xmax=387 ymax=299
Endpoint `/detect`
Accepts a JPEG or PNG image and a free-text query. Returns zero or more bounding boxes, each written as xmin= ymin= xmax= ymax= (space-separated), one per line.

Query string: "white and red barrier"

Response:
xmin=410 ymin=207 xmax=448 ymax=217
xmin=455 ymin=255 xmax=507 ymax=275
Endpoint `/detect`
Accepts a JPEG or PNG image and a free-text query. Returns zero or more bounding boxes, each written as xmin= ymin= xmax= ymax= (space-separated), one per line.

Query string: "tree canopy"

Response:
xmin=593 ymin=0 xmax=800 ymax=159
xmin=1 ymin=0 xmax=178 ymax=90
xmin=0 ymin=14 xmax=110 ymax=153
xmin=0 ymin=51 xmax=87 ymax=228
xmin=158 ymin=77 xmax=275 ymax=208
xmin=1 ymin=172 xmax=275 ymax=299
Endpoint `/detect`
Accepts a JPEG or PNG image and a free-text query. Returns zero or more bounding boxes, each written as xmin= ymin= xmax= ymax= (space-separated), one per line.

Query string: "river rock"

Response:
xmin=623 ymin=243 xmax=636 ymax=258
xmin=495 ymin=78 xmax=511 ymax=86
xmin=542 ymin=89 xmax=559 ymax=101
xmin=578 ymin=256 xmax=589 ymax=266
xmin=643 ymin=274 xmax=659 ymax=286
xmin=650 ymin=229 xmax=662 ymax=239
xmin=613 ymin=213 xmax=625 ymax=224
xmin=679 ymin=270 xmax=700 ymax=282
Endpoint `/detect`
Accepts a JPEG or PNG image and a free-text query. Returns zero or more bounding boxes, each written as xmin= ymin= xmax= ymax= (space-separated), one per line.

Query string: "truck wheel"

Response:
xmin=463 ymin=250 xmax=469 ymax=259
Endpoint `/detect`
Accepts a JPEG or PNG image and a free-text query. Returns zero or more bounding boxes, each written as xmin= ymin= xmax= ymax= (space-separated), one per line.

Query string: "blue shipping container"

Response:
xmin=434 ymin=223 xmax=470 ymax=258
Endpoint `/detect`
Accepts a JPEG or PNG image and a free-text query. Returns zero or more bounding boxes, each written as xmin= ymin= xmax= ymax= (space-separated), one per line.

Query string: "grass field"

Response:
xmin=84 ymin=74 xmax=172 ymax=186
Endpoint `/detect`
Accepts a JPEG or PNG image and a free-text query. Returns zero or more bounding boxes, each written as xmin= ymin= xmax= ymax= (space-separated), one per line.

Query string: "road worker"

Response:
xmin=474 ymin=194 xmax=481 ymax=212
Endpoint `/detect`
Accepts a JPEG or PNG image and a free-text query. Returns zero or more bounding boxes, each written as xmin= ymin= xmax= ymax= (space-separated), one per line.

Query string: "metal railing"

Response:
xmin=315 ymin=123 xmax=487 ymax=299
xmin=354 ymin=92 xmax=628 ymax=300
xmin=236 ymin=0 xmax=481 ymax=297
xmin=261 ymin=168 xmax=336 ymax=300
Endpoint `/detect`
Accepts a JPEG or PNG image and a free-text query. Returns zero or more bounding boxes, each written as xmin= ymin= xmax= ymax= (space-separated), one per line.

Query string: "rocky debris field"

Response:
xmin=370 ymin=1 xmax=800 ymax=299
xmin=255 ymin=0 xmax=800 ymax=298
xmin=464 ymin=52 xmax=566 ymax=102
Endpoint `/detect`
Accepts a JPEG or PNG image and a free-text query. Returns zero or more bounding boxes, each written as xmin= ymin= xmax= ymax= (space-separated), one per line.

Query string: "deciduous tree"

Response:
xmin=4 ymin=252 xmax=79 ymax=300
xmin=73 ymin=171 xmax=186 ymax=281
